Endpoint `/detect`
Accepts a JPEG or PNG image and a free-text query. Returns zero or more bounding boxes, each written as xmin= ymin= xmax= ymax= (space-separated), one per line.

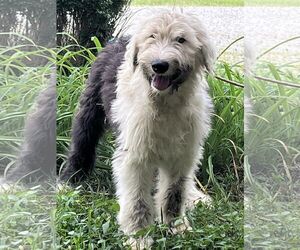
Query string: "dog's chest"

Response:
xmin=149 ymin=108 xmax=194 ymax=160
xmin=114 ymin=96 xmax=200 ymax=162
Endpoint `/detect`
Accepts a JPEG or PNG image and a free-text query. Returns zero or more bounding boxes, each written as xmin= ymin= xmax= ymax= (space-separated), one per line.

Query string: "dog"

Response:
xmin=61 ymin=10 xmax=215 ymax=247
xmin=0 ymin=76 xmax=56 ymax=189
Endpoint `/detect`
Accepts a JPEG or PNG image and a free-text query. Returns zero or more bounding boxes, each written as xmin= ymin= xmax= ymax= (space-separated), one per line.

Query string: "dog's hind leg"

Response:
xmin=60 ymin=77 xmax=106 ymax=184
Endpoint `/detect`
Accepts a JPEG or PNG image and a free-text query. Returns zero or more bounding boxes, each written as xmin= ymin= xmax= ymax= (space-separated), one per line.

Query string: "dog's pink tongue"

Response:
xmin=152 ymin=75 xmax=170 ymax=91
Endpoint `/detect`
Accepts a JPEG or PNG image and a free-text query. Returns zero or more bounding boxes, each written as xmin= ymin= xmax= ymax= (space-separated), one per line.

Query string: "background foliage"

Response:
xmin=57 ymin=0 xmax=131 ymax=49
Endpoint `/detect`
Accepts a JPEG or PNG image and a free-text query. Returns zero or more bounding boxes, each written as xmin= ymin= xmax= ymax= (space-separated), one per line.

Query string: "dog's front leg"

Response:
xmin=156 ymin=169 xmax=189 ymax=225
xmin=156 ymin=168 xmax=194 ymax=234
xmin=113 ymin=151 xmax=155 ymax=236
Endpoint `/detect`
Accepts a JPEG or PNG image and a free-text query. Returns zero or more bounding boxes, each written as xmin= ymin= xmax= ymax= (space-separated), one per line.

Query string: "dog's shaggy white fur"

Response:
xmin=112 ymin=12 xmax=215 ymax=235
xmin=61 ymin=11 xmax=215 ymax=247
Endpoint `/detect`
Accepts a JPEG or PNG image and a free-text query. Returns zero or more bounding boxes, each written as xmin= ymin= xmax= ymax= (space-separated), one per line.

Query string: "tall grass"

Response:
xmin=0 ymin=34 xmax=244 ymax=248
xmin=245 ymin=61 xmax=300 ymax=198
xmin=244 ymin=41 xmax=300 ymax=248
xmin=0 ymin=38 xmax=55 ymax=176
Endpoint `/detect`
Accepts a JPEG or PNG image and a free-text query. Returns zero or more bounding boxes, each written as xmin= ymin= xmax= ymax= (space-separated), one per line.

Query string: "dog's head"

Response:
xmin=127 ymin=11 xmax=215 ymax=93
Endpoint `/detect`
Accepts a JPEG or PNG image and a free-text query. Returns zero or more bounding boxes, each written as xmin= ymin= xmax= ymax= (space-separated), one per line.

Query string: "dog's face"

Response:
xmin=130 ymin=12 xmax=215 ymax=93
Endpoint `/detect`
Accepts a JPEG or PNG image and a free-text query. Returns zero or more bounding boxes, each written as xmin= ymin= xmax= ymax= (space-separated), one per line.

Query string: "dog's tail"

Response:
xmin=60 ymin=36 xmax=130 ymax=184
xmin=60 ymin=63 xmax=107 ymax=183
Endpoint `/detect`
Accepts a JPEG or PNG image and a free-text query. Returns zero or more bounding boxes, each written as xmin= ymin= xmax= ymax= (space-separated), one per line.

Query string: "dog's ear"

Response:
xmin=198 ymin=38 xmax=215 ymax=73
xmin=125 ymin=37 xmax=139 ymax=72
xmin=191 ymin=18 xmax=216 ymax=73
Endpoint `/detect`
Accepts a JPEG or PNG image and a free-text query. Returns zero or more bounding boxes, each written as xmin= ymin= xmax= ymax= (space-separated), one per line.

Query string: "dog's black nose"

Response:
xmin=151 ymin=60 xmax=169 ymax=74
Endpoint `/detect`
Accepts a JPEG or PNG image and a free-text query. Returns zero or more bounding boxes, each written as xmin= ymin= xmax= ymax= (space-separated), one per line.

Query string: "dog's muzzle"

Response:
xmin=150 ymin=68 xmax=190 ymax=92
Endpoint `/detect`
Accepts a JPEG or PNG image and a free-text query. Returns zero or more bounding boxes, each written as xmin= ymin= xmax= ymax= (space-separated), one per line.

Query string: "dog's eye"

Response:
xmin=176 ymin=37 xmax=186 ymax=44
xmin=149 ymin=34 xmax=155 ymax=39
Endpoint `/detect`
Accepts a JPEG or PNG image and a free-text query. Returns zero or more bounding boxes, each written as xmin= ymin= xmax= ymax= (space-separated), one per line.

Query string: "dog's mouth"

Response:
xmin=150 ymin=69 xmax=186 ymax=91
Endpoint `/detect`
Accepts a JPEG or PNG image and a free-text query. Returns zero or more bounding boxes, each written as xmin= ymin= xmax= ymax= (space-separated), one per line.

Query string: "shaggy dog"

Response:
xmin=61 ymin=11 xmax=215 ymax=246
xmin=0 ymin=77 xmax=56 ymax=188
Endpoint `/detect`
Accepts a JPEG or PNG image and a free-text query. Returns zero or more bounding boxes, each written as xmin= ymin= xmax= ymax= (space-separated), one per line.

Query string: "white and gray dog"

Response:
xmin=61 ymin=10 xmax=215 ymax=242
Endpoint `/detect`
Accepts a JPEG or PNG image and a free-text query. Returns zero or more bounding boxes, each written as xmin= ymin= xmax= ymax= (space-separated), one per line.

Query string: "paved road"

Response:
xmin=116 ymin=7 xmax=300 ymax=62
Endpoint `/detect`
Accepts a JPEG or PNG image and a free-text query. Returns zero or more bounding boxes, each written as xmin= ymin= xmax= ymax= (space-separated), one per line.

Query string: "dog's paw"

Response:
xmin=0 ymin=178 xmax=18 ymax=193
xmin=169 ymin=216 xmax=192 ymax=234
xmin=55 ymin=181 xmax=73 ymax=193
xmin=195 ymin=193 xmax=212 ymax=206
xmin=185 ymin=187 xmax=212 ymax=209
xmin=126 ymin=236 xmax=153 ymax=250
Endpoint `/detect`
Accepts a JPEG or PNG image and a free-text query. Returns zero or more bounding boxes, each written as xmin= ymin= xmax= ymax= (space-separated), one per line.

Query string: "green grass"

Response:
xmin=244 ymin=40 xmax=300 ymax=248
xmin=56 ymin=187 xmax=243 ymax=249
xmin=0 ymin=186 xmax=57 ymax=249
xmin=131 ymin=0 xmax=300 ymax=6
xmin=132 ymin=0 xmax=243 ymax=6
xmin=0 ymin=184 xmax=243 ymax=249
xmin=245 ymin=199 xmax=300 ymax=248
xmin=247 ymin=0 xmax=300 ymax=6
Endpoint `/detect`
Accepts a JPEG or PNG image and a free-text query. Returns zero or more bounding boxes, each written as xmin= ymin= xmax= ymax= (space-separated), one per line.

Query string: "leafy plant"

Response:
xmin=0 ymin=34 xmax=245 ymax=248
